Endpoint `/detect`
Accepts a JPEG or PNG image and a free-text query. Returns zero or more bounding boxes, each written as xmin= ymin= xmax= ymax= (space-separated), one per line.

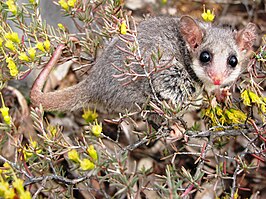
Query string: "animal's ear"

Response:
xmin=179 ymin=16 xmax=204 ymax=49
xmin=235 ymin=23 xmax=257 ymax=51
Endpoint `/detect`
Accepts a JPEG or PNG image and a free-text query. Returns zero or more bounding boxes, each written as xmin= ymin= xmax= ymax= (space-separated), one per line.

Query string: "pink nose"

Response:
xmin=213 ymin=79 xmax=221 ymax=85
xmin=207 ymin=70 xmax=224 ymax=86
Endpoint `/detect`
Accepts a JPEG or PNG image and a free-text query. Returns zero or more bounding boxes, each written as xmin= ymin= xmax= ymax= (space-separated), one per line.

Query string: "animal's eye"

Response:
xmin=228 ymin=55 xmax=238 ymax=68
xmin=199 ymin=51 xmax=211 ymax=63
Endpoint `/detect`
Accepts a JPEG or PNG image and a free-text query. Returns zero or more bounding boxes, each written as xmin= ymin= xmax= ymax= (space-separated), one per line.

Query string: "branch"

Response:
xmin=185 ymin=128 xmax=254 ymax=138
xmin=24 ymin=174 xmax=90 ymax=186
xmin=0 ymin=155 xmax=32 ymax=179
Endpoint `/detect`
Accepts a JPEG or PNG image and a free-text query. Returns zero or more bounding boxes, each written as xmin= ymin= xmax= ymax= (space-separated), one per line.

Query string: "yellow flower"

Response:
xmin=5 ymin=40 xmax=16 ymax=51
xmin=234 ymin=189 xmax=239 ymax=199
xmin=91 ymin=122 xmax=102 ymax=137
xmin=0 ymin=93 xmax=11 ymax=125
xmin=0 ymin=38 xmax=4 ymax=47
xmin=9 ymin=67 xmax=18 ymax=77
xmin=204 ymin=107 xmax=216 ymax=122
xmin=58 ymin=23 xmax=65 ymax=31
xmin=12 ymin=178 xmax=24 ymax=194
xmin=5 ymin=32 xmax=20 ymax=43
xmin=225 ymin=110 xmax=233 ymax=119
xmin=12 ymin=178 xmax=31 ymax=199
xmin=261 ymin=104 xmax=266 ymax=113
xmin=0 ymin=181 xmax=9 ymax=196
xmin=120 ymin=21 xmax=127 ymax=35
xmin=28 ymin=47 xmax=36 ymax=60
xmin=11 ymin=32 xmax=20 ymax=43
xmin=29 ymin=0 xmax=36 ymax=4
xmin=248 ymin=91 xmax=263 ymax=105
xmin=230 ymin=109 xmax=247 ymax=122
xmin=0 ymin=107 xmax=11 ymax=125
xmin=19 ymin=190 xmax=32 ymax=199
xmin=6 ymin=0 xmax=17 ymax=15
xmin=201 ymin=5 xmax=215 ymax=22
xmin=219 ymin=115 xmax=226 ymax=125
xmin=6 ymin=57 xmax=18 ymax=77
xmin=215 ymin=106 xmax=223 ymax=116
xmin=161 ymin=0 xmax=167 ymax=4
xmin=59 ymin=0 xmax=69 ymax=11
xmin=29 ymin=140 xmax=42 ymax=154
xmin=225 ymin=109 xmax=239 ymax=124
xmin=3 ymin=115 xmax=11 ymax=125
xmin=241 ymin=90 xmax=251 ymax=106
xmin=23 ymin=149 xmax=33 ymax=161
xmin=80 ymin=158 xmax=95 ymax=171
xmin=68 ymin=149 xmax=80 ymax=162
xmin=87 ymin=145 xmax=98 ymax=161
xmin=67 ymin=0 xmax=76 ymax=7
xmin=43 ymin=39 xmax=50 ymax=52
xmin=36 ymin=42 xmax=45 ymax=52
xmin=82 ymin=108 xmax=98 ymax=123
xmin=31 ymin=140 xmax=37 ymax=148
xmin=18 ymin=52 xmax=30 ymax=62
xmin=4 ymin=188 xmax=15 ymax=199
xmin=3 ymin=162 xmax=11 ymax=169
xmin=47 ymin=125 xmax=57 ymax=137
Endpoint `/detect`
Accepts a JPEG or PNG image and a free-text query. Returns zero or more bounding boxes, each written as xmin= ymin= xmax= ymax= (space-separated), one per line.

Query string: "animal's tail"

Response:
xmin=30 ymin=43 xmax=87 ymax=112
xmin=30 ymin=83 xmax=85 ymax=112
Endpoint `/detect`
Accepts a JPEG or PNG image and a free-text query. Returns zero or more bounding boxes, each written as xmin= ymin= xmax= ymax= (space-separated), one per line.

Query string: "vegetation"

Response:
xmin=0 ymin=0 xmax=265 ymax=198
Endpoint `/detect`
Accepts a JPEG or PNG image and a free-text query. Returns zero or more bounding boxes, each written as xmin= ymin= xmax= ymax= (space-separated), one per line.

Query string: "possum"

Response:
xmin=30 ymin=16 xmax=257 ymax=113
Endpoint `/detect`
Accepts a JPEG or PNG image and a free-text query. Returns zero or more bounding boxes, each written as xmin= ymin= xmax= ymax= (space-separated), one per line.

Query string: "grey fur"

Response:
xmin=30 ymin=16 xmax=257 ymax=113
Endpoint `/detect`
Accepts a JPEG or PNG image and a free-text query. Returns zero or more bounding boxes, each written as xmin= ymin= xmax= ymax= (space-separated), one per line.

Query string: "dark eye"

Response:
xmin=228 ymin=55 xmax=238 ymax=68
xmin=199 ymin=51 xmax=211 ymax=63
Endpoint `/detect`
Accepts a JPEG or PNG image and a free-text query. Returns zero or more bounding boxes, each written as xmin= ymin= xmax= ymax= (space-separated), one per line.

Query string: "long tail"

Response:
xmin=30 ymin=43 xmax=86 ymax=112
xmin=30 ymin=83 xmax=85 ymax=112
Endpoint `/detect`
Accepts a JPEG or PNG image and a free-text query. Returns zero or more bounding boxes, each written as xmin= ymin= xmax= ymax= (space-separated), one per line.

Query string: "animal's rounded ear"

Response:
xmin=179 ymin=16 xmax=204 ymax=49
xmin=235 ymin=23 xmax=257 ymax=51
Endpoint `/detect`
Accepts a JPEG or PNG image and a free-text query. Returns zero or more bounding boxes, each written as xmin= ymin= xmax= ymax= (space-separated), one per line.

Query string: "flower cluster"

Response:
xmin=68 ymin=145 xmax=98 ymax=171
xmin=6 ymin=57 xmax=18 ymax=77
xmin=58 ymin=0 xmax=77 ymax=11
xmin=5 ymin=32 xmax=20 ymax=43
xmin=82 ymin=108 xmax=102 ymax=137
xmin=203 ymin=106 xmax=247 ymax=126
xmin=241 ymin=89 xmax=266 ymax=120
xmin=0 ymin=163 xmax=31 ymax=199
xmin=21 ymin=139 xmax=42 ymax=162
xmin=6 ymin=0 xmax=18 ymax=15
xmin=0 ymin=29 xmax=22 ymax=76
xmin=241 ymin=90 xmax=265 ymax=107
xmin=36 ymin=39 xmax=51 ymax=52
xmin=0 ymin=24 xmax=52 ymax=77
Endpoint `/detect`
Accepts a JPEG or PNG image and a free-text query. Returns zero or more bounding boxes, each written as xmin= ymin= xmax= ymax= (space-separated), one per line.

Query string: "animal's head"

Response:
xmin=179 ymin=16 xmax=257 ymax=93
